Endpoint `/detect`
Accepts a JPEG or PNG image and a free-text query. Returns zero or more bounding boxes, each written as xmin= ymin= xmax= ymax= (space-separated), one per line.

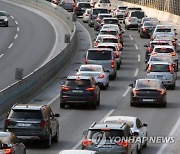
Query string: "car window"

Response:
xmin=100 ymin=31 xmax=117 ymax=35
xmin=144 ymin=22 xmax=157 ymax=27
xmin=80 ymin=66 xmax=101 ymax=72
xmin=136 ymin=80 xmax=161 ymax=89
xmin=102 ymin=38 xmax=118 ymax=43
xmin=65 ymin=79 xmax=91 ymax=87
xmin=151 ymin=64 xmax=170 ymax=72
xmin=79 ymin=3 xmax=91 ymax=7
xmin=99 ymin=15 xmax=112 ymax=19
xmin=118 ymin=7 xmax=127 ymax=10
xmin=93 ymin=9 xmax=108 ymax=15
xmin=156 ymin=28 xmax=172 ymax=32
xmin=99 ymin=0 xmax=110 ymax=3
xmin=0 ymin=12 xmax=6 ymax=16
xmin=131 ymin=11 xmax=145 ymax=19
xmin=87 ymin=50 xmax=112 ymax=60
xmin=154 ymin=48 xmax=174 ymax=53
xmin=104 ymin=19 xmax=118 ymax=24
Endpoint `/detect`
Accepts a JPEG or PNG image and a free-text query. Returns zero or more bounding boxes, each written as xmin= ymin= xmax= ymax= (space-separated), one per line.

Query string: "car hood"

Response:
xmin=0 ymin=16 xmax=7 ymax=20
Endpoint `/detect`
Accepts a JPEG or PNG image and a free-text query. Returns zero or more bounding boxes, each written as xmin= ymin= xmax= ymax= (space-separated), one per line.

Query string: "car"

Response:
xmin=4 ymin=104 xmax=60 ymax=148
xmin=0 ymin=132 xmax=26 ymax=154
xmin=60 ymin=76 xmax=100 ymax=109
xmin=94 ymin=13 xmax=112 ymax=31
xmin=82 ymin=122 xmax=137 ymax=154
xmin=139 ymin=21 xmax=159 ymax=38
xmin=124 ymin=17 xmax=139 ymax=30
xmin=59 ymin=0 xmax=75 ymax=11
xmin=0 ymin=11 xmax=9 ymax=27
xmin=59 ymin=150 xmax=98 ymax=154
xmin=94 ymin=0 xmax=111 ymax=10
xmin=112 ymin=6 xmax=127 ymax=20
xmin=101 ymin=17 xmax=121 ymax=29
xmin=84 ymin=48 xmax=117 ymax=79
xmin=76 ymin=64 xmax=109 ymax=89
xmin=146 ymin=61 xmax=176 ymax=89
xmin=90 ymin=0 xmax=98 ymax=7
xmin=96 ymin=43 xmax=122 ymax=69
xmin=129 ymin=78 xmax=167 ymax=107
xmin=51 ymin=0 xmax=60 ymax=5
xmin=104 ymin=116 xmax=148 ymax=151
xmin=74 ymin=2 xmax=91 ymax=16
xmin=88 ymin=8 xmax=109 ymax=27
xmin=83 ymin=9 xmax=91 ymax=23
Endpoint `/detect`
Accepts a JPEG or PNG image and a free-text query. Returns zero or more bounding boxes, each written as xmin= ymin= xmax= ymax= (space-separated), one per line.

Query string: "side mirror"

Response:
xmin=54 ymin=113 xmax=60 ymax=117
xmin=174 ymin=28 xmax=176 ymax=31
xmin=144 ymin=45 xmax=148 ymax=47
xmin=105 ymin=69 xmax=110 ymax=73
xmin=60 ymin=81 xmax=65 ymax=85
xmin=83 ymin=130 xmax=88 ymax=136
xmin=76 ymin=69 xmax=78 ymax=72
xmin=143 ymin=123 xmax=148 ymax=127
xmin=175 ymin=32 xmax=177 ymax=35
xmin=129 ymin=83 xmax=133 ymax=87
xmin=84 ymin=54 xmax=86 ymax=58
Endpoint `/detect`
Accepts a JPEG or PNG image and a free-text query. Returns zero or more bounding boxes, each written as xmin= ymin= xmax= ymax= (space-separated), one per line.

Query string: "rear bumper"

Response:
xmin=131 ymin=96 xmax=166 ymax=104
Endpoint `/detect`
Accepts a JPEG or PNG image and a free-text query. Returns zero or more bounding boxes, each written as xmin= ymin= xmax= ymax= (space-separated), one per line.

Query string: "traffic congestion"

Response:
xmin=0 ymin=0 xmax=180 ymax=153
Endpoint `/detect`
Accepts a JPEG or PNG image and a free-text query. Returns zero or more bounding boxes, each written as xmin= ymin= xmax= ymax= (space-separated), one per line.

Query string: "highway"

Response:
xmin=0 ymin=0 xmax=69 ymax=90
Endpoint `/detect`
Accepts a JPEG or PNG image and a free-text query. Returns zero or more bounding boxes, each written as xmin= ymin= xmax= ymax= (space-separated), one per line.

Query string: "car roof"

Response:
xmin=104 ymin=116 xmax=137 ymax=123
xmin=150 ymin=61 xmax=171 ymax=65
xmin=67 ymin=76 xmax=92 ymax=80
xmin=153 ymin=45 xmax=174 ymax=49
xmin=97 ymin=43 xmax=117 ymax=47
xmin=12 ymin=104 xmax=46 ymax=110
xmin=100 ymin=28 xmax=118 ymax=32
xmin=60 ymin=150 xmax=96 ymax=154
xmin=80 ymin=64 xmax=103 ymax=68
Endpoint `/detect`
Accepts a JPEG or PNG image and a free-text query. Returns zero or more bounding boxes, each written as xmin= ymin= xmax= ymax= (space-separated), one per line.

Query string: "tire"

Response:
xmin=126 ymin=25 xmax=130 ymax=30
xmin=92 ymin=102 xmax=97 ymax=109
xmin=53 ymin=127 xmax=59 ymax=143
xmin=171 ymin=84 xmax=175 ymax=90
xmin=44 ymin=133 xmax=52 ymax=148
xmin=117 ymin=63 xmax=120 ymax=70
xmin=143 ymin=136 xmax=147 ymax=148
xmin=60 ymin=102 xmax=65 ymax=109
xmin=97 ymin=96 xmax=100 ymax=106
xmin=137 ymin=144 xmax=142 ymax=154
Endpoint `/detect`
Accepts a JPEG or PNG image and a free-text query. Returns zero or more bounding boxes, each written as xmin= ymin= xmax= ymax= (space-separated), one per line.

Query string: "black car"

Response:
xmin=0 ymin=11 xmax=9 ymax=27
xmin=140 ymin=21 xmax=158 ymax=38
xmin=74 ymin=2 xmax=91 ymax=16
xmin=129 ymin=79 xmax=167 ymax=107
xmin=0 ymin=132 xmax=26 ymax=154
xmin=60 ymin=76 xmax=100 ymax=109
xmin=4 ymin=104 xmax=60 ymax=148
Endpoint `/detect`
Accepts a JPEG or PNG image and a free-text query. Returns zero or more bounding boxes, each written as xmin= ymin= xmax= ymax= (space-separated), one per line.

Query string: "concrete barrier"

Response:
xmin=0 ymin=0 xmax=77 ymax=114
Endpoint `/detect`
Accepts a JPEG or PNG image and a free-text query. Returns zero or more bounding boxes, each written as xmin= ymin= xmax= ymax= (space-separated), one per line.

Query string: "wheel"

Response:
xmin=126 ymin=25 xmax=130 ymax=30
xmin=44 ymin=133 xmax=52 ymax=148
xmin=137 ymin=144 xmax=142 ymax=153
xmin=142 ymin=136 xmax=147 ymax=148
xmin=5 ymin=22 xmax=8 ymax=27
xmin=92 ymin=102 xmax=97 ymax=109
xmin=117 ymin=63 xmax=120 ymax=70
xmin=97 ymin=96 xmax=100 ymax=106
xmin=53 ymin=127 xmax=59 ymax=143
xmin=171 ymin=84 xmax=175 ymax=90
xmin=60 ymin=102 xmax=65 ymax=108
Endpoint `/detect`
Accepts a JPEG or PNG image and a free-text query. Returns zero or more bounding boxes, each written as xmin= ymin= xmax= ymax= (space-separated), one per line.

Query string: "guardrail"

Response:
xmin=121 ymin=0 xmax=180 ymax=16
xmin=0 ymin=0 xmax=77 ymax=114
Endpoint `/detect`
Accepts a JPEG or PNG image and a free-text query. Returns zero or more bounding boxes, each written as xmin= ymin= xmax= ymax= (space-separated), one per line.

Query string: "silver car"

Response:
xmin=76 ymin=64 xmax=109 ymax=89
xmin=83 ymin=9 xmax=91 ymax=23
xmin=0 ymin=11 xmax=9 ymax=27
xmin=112 ymin=6 xmax=127 ymax=20
xmin=146 ymin=61 xmax=176 ymax=89
xmin=60 ymin=150 xmax=98 ymax=154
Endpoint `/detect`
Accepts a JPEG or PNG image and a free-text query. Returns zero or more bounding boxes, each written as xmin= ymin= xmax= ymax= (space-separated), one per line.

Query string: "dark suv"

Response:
xmin=74 ymin=2 xmax=91 ymax=16
xmin=60 ymin=76 xmax=100 ymax=109
xmin=4 ymin=104 xmax=60 ymax=148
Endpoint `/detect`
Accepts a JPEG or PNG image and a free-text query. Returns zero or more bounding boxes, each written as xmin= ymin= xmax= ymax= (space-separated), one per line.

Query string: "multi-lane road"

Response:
xmin=0 ymin=1 xmax=180 ymax=154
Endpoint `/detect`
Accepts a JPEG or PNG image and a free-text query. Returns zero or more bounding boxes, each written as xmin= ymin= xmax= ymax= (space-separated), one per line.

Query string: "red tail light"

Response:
xmin=61 ymin=85 xmax=70 ymax=91
xmin=96 ymin=18 xmax=101 ymax=23
xmin=158 ymin=89 xmax=165 ymax=95
xmin=169 ymin=65 xmax=174 ymax=74
xmin=169 ymin=52 xmax=176 ymax=56
xmin=115 ymin=51 xmax=119 ymax=58
xmin=84 ymin=58 xmax=88 ymax=64
xmin=86 ymin=87 xmax=95 ymax=91
xmin=98 ymin=74 xmax=105 ymax=78
xmin=128 ymin=17 xmax=131 ymax=21
xmin=111 ymin=59 xmax=115 ymax=68
xmin=40 ymin=120 xmax=46 ymax=128
xmin=142 ymin=27 xmax=146 ymax=31
xmin=147 ymin=47 xmax=152 ymax=51
xmin=147 ymin=65 xmax=152 ymax=73
xmin=116 ymin=141 xmax=128 ymax=147
xmin=4 ymin=148 xmax=13 ymax=154
xmin=5 ymin=119 xmax=10 ymax=127
xmin=118 ymin=43 xmax=122 ymax=49
xmin=82 ymin=139 xmax=93 ymax=147
xmin=172 ymin=63 xmax=176 ymax=68
xmin=94 ymin=42 xmax=98 ymax=47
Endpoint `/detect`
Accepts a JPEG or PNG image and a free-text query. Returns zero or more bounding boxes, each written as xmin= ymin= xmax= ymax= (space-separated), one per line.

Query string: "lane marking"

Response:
xmin=134 ymin=68 xmax=139 ymax=77
xmin=72 ymin=109 xmax=115 ymax=150
xmin=15 ymin=21 xmax=18 ymax=25
xmin=157 ymin=116 xmax=180 ymax=154
xmin=122 ymin=86 xmax=131 ymax=97
xmin=47 ymin=94 xmax=60 ymax=105
xmin=17 ymin=27 xmax=19 ymax=32
xmin=14 ymin=34 xmax=18 ymax=39
xmin=10 ymin=16 xmax=14 ymax=19
xmin=0 ymin=54 xmax=4 ymax=58
xmin=8 ymin=43 xmax=13 ymax=49
xmin=138 ymin=55 xmax=141 ymax=62
xmin=135 ymin=44 xmax=139 ymax=50
xmin=129 ymin=35 xmax=133 ymax=40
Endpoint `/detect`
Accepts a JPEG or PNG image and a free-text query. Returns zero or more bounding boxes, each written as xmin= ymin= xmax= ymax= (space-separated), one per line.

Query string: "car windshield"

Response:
xmin=93 ymin=9 xmax=108 ymax=15
xmin=79 ymin=3 xmax=91 ymax=7
xmin=154 ymin=48 xmax=174 ymax=53
xmin=65 ymin=79 xmax=91 ymax=87
xmin=100 ymin=31 xmax=117 ymax=35
xmin=102 ymin=38 xmax=118 ymax=43
xmin=103 ymin=25 xmax=118 ymax=29
xmin=151 ymin=64 xmax=170 ymax=72
xmin=156 ymin=28 xmax=172 ymax=32
xmin=136 ymin=80 xmax=161 ymax=89
xmin=0 ymin=12 xmax=5 ymax=16
xmin=80 ymin=66 xmax=101 ymax=72
xmin=9 ymin=110 xmax=43 ymax=119
xmin=88 ymin=50 xmax=112 ymax=60
xmin=104 ymin=19 xmax=118 ymax=24
xmin=131 ymin=11 xmax=145 ymax=19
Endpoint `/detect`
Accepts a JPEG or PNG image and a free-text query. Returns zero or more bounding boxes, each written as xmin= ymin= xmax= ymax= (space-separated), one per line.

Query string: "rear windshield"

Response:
xmin=128 ymin=7 xmax=142 ymax=11
xmin=99 ymin=14 xmax=112 ymax=19
xmin=118 ymin=7 xmax=127 ymax=10
xmin=65 ymin=79 xmax=91 ymax=87
xmin=150 ymin=42 xmax=169 ymax=48
xmin=156 ymin=28 xmax=172 ymax=32
xmin=79 ymin=3 xmax=91 ymax=8
xmin=136 ymin=80 xmax=161 ymax=89
xmin=144 ymin=22 xmax=157 ymax=27
xmin=150 ymin=56 xmax=173 ymax=63
xmin=87 ymin=130 xmax=125 ymax=139
xmin=154 ymin=48 xmax=174 ymax=53
xmin=104 ymin=19 xmax=118 ymax=24
xmin=151 ymin=64 xmax=170 ymax=72
xmin=99 ymin=0 xmax=110 ymax=3
xmin=9 ymin=110 xmax=42 ymax=119
xmin=100 ymin=31 xmax=117 ymax=35
xmin=87 ymin=50 xmax=112 ymax=60
xmin=80 ymin=66 xmax=101 ymax=72
xmin=131 ymin=11 xmax=145 ymax=19
xmin=93 ymin=9 xmax=109 ymax=15
xmin=98 ymin=46 xmax=116 ymax=51
xmin=102 ymin=38 xmax=118 ymax=43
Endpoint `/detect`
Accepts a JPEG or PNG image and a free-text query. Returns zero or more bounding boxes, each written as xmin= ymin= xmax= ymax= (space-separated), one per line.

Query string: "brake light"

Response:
xmin=98 ymin=74 xmax=105 ymax=78
xmin=172 ymin=63 xmax=176 ymax=68
xmin=94 ymin=42 xmax=98 ymax=47
xmin=118 ymin=43 xmax=122 ymax=48
xmin=4 ymin=148 xmax=13 ymax=154
xmin=96 ymin=18 xmax=101 ymax=23
xmin=86 ymin=87 xmax=95 ymax=91
xmin=169 ymin=65 xmax=174 ymax=74
xmin=147 ymin=47 xmax=152 ymax=51
xmin=170 ymin=52 xmax=176 ymax=56
xmin=61 ymin=85 xmax=70 ymax=91
xmin=5 ymin=119 xmax=10 ymax=127
xmin=40 ymin=120 xmax=46 ymax=128
xmin=111 ymin=59 xmax=115 ymax=68
xmin=128 ymin=17 xmax=131 ymax=21
xmin=116 ymin=141 xmax=128 ymax=147
xmin=142 ymin=27 xmax=146 ymax=31
xmin=84 ymin=58 xmax=88 ymax=64
xmin=147 ymin=65 xmax=152 ymax=73
xmin=101 ymin=128 xmax=110 ymax=131
xmin=116 ymin=35 xmax=120 ymax=39
xmin=82 ymin=139 xmax=93 ymax=147
xmin=115 ymin=51 xmax=119 ymax=58
xmin=158 ymin=89 xmax=165 ymax=95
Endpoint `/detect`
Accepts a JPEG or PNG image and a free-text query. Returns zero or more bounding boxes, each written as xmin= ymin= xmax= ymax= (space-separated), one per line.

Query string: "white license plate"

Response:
xmin=72 ymin=90 xmax=83 ymax=93
xmin=18 ymin=123 xmax=31 ymax=127
xmin=143 ymin=99 xmax=154 ymax=102
xmin=102 ymin=145 xmax=112 ymax=148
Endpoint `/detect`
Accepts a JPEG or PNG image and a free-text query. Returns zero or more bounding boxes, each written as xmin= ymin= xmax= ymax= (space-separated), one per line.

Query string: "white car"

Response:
xmin=95 ymin=0 xmax=111 ymax=10
xmin=125 ymin=17 xmax=139 ymax=30
xmin=104 ymin=116 xmax=148 ymax=152
xmin=59 ymin=150 xmax=97 ymax=154
xmin=76 ymin=64 xmax=109 ymax=89
xmin=113 ymin=6 xmax=127 ymax=20
xmin=82 ymin=9 xmax=91 ymax=23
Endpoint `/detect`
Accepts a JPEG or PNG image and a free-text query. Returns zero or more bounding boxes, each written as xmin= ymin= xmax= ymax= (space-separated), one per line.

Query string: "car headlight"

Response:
xmin=4 ymin=18 xmax=8 ymax=21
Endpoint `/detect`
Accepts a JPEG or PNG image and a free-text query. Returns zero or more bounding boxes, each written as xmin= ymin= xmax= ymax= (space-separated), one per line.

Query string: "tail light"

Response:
xmin=116 ymin=141 xmax=128 ymax=147
xmin=116 ymin=9 xmax=119 ymax=12
xmin=169 ymin=52 xmax=176 ymax=56
xmin=115 ymin=51 xmax=119 ymax=58
xmin=82 ymin=139 xmax=93 ymax=147
xmin=98 ymin=74 xmax=105 ymax=78
xmin=158 ymin=89 xmax=165 ymax=95
xmin=116 ymin=35 xmax=120 ymax=39
xmin=94 ymin=42 xmax=98 ymax=47
xmin=5 ymin=119 xmax=10 ymax=127
xmin=132 ymin=89 xmax=139 ymax=95
xmin=169 ymin=65 xmax=174 ymax=74
xmin=172 ymin=63 xmax=176 ymax=68
xmin=128 ymin=17 xmax=131 ymax=21
xmin=147 ymin=47 xmax=152 ymax=52
xmin=142 ymin=27 xmax=146 ymax=31
xmin=96 ymin=18 xmax=101 ymax=23
xmin=111 ymin=59 xmax=115 ymax=68
xmin=4 ymin=148 xmax=13 ymax=154
xmin=86 ymin=87 xmax=95 ymax=91
xmin=61 ymin=85 xmax=70 ymax=91
xmin=40 ymin=120 xmax=46 ymax=128
xmin=118 ymin=43 xmax=122 ymax=49
xmin=84 ymin=58 xmax=88 ymax=64
xmin=147 ymin=65 xmax=152 ymax=73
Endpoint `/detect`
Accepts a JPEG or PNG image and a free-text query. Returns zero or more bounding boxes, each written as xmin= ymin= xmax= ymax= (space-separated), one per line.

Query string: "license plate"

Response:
xmin=156 ymin=75 xmax=163 ymax=79
xmin=143 ymin=99 xmax=154 ymax=102
xmin=18 ymin=123 xmax=31 ymax=127
xmin=102 ymin=144 xmax=112 ymax=148
xmin=72 ymin=90 xmax=83 ymax=93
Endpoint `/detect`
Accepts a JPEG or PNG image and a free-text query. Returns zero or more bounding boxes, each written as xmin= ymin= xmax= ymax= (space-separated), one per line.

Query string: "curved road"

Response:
xmin=0 ymin=0 xmax=68 ymax=90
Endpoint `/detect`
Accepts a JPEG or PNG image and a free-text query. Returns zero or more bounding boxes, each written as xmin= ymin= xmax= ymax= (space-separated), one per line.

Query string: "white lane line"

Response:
xmin=129 ymin=35 xmax=133 ymax=40
xmin=17 ymin=27 xmax=19 ymax=32
xmin=157 ymin=116 xmax=180 ymax=154
xmin=71 ymin=109 xmax=115 ymax=150
xmin=47 ymin=94 xmax=60 ymax=105
xmin=122 ymin=86 xmax=131 ymax=97
xmin=14 ymin=34 xmax=18 ymax=39
xmin=8 ymin=43 xmax=13 ymax=49
xmin=10 ymin=16 xmax=14 ymax=19
xmin=138 ymin=55 xmax=141 ymax=62
xmin=134 ymin=68 xmax=139 ymax=77
xmin=135 ymin=44 xmax=139 ymax=50
xmin=0 ymin=54 xmax=4 ymax=58
xmin=15 ymin=21 xmax=18 ymax=25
